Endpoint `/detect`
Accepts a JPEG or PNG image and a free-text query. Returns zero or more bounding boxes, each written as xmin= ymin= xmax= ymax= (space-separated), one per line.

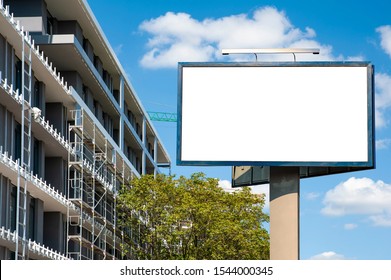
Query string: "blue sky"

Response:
xmin=87 ymin=0 xmax=391 ymax=260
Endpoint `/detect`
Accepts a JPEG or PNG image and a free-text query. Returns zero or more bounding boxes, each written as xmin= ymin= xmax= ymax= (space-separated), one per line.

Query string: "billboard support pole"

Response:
xmin=270 ymin=166 xmax=300 ymax=260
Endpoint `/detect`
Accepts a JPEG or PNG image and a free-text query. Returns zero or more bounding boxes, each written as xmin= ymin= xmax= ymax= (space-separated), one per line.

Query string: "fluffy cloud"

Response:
xmin=251 ymin=184 xmax=270 ymax=212
xmin=375 ymin=72 xmax=391 ymax=128
xmin=309 ymin=251 xmax=346 ymax=260
xmin=344 ymin=223 xmax=358 ymax=230
xmin=218 ymin=180 xmax=270 ymax=211
xmin=377 ymin=25 xmax=391 ymax=58
xmin=139 ymin=7 xmax=341 ymax=68
xmin=139 ymin=9 xmax=391 ymax=127
xmin=321 ymin=177 xmax=391 ymax=227
xmin=304 ymin=192 xmax=321 ymax=201
xmin=218 ymin=179 xmax=232 ymax=189
xmin=375 ymin=26 xmax=391 ymax=128
xmin=376 ymin=138 xmax=391 ymax=149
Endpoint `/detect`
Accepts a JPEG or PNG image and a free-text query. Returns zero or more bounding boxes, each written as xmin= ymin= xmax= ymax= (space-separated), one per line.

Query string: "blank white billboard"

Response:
xmin=177 ymin=62 xmax=374 ymax=167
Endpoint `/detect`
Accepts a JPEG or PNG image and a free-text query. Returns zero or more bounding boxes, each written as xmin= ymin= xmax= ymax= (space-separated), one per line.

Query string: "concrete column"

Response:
xmin=270 ymin=166 xmax=300 ymax=260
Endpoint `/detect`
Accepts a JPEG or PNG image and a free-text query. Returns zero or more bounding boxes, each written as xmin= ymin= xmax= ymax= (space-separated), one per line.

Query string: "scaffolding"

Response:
xmin=67 ymin=109 xmax=127 ymax=259
xmin=15 ymin=31 xmax=32 ymax=260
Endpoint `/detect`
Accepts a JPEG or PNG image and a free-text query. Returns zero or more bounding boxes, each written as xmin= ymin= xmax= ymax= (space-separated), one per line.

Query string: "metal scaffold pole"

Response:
xmin=67 ymin=109 xmax=86 ymax=259
xmin=16 ymin=32 xmax=32 ymax=260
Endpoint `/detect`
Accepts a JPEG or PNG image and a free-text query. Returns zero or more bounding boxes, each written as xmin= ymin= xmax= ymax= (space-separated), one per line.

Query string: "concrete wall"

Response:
xmin=84 ymin=86 xmax=94 ymax=112
xmin=43 ymin=212 xmax=65 ymax=253
xmin=45 ymin=157 xmax=66 ymax=195
xmin=61 ymin=71 xmax=83 ymax=95
xmin=83 ymin=39 xmax=94 ymax=64
xmin=94 ymin=55 xmax=103 ymax=77
xmin=45 ymin=102 xmax=67 ymax=137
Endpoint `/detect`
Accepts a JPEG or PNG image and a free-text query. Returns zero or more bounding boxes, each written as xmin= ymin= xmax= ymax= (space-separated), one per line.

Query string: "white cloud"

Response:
xmin=375 ymin=26 xmax=391 ymax=128
xmin=251 ymin=184 xmax=270 ymax=212
xmin=114 ymin=44 xmax=123 ymax=55
xmin=218 ymin=179 xmax=232 ymax=189
xmin=309 ymin=251 xmax=346 ymax=260
xmin=139 ymin=10 xmax=391 ymax=126
xmin=321 ymin=177 xmax=391 ymax=227
xmin=218 ymin=180 xmax=270 ymax=211
xmin=377 ymin=25 xmax=391 ymax=58
xmin=344 ymin=223 xmax=358 ymax=230
xmin=375 ymin=72 xmax=391 ymax=128
xmin=304 ymin=192 xmax=321 ymax=201
xmin=376 ymin=138 xmax=391 ymax=149
xmin=369 ymin=215 xmax=391 ymax=227
xmin=139 ymin=7 xmax=344 ymax=68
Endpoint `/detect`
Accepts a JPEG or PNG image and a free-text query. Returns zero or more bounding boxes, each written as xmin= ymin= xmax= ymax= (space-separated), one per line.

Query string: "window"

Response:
xmin=28 ymin=199 xmax=35 ymax=240
xmin=47 ymin=11 xmax=54 ymax=35
xmin=33 ymin=80 xmax=43 ymax=109
xmin=14 ymin=123 xmax=21 ymax=161
xmin=33 ymin=139 xmax=41 ymax=177
xmin=10 ymin=186 xmax=16 ymax=231
xmin=15 ymin=59 xmax=22 ymax=93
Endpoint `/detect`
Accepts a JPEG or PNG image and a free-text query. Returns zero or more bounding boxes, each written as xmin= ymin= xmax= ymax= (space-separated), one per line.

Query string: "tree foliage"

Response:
xmin=117 ymin=173 xmax=269 ymax=260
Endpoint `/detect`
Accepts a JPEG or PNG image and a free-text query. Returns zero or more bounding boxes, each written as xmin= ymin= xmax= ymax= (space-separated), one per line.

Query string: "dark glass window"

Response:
xmin=14 ymin=123 xmax=21 ymax=161
xmin=29 ymin=199 xmax=35 ymax=240
xmin=10 ymin=186 xmax=16 ymax=231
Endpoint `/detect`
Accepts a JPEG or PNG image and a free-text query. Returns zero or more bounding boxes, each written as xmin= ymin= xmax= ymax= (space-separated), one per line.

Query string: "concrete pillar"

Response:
xmin=270 ymin=166 xmax=300 ymax=260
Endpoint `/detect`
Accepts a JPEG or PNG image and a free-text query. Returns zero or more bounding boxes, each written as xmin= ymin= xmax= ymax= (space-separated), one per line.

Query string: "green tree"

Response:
xmin=117 ymin=173 xmax=269 ymax=260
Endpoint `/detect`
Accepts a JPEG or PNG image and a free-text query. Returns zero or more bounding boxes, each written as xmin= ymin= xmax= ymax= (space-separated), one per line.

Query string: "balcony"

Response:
xmin=0 ymin=226 xmax=70 ymax=260
xmin=0 ymin=147 xmax=73 ymax=213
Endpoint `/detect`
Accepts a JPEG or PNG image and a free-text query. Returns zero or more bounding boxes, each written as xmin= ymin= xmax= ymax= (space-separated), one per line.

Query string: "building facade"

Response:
xmin=0 ymin=0 xmax=170 ymax=260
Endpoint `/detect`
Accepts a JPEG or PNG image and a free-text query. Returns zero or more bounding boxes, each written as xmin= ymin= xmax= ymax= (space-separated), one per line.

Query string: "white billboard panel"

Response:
xmin=177 ymin=62 xmax=374 ymax=167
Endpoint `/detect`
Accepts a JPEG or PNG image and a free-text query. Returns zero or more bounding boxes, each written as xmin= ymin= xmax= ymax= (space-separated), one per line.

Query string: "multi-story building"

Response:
xmin=0 ymin=0 xmax=171 ymax=260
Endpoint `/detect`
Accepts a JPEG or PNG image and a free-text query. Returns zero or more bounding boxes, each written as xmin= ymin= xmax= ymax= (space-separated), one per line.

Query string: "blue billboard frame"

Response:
xmin=177 ymin=61 xmax=375 ymax=168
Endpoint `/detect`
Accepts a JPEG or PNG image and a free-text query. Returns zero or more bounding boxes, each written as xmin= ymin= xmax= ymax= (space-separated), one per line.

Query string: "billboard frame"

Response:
xmin=177 ymin=61 xmax=375 ymax=168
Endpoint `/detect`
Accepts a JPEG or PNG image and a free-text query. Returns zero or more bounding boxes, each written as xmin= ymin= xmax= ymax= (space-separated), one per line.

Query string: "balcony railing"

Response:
xmin=0 ymin=72 xmax=23 ymax=104
xmin=0 ymin=147 xmax=70 ymax=207
xmin=0 ymin=226 xmax=70 ymax=260
xmin=35 ymin=115 xmax=74 ymax=154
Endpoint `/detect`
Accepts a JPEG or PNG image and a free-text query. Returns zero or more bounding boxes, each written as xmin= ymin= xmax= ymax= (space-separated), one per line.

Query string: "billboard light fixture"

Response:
xmin=221 ymin=48 xmax=320 ymax=61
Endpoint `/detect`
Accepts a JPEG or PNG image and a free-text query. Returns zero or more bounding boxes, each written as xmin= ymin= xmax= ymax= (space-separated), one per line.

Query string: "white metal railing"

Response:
xmin=1 ymin=73 xmax=73 ymax=155
xmin=28 ymin=239 xmax=70 ymax=260
xmin=35 ymin=115 xmax=74 ymax=154
xmin=0 ymin=71 xmax=23 ymax=104
xmin=0 ymin=226 xmax=17 ymax=243
xmin=0 ymin=226 xmax=70 ymax=260
xmin=0 ymin=147 xmax=71 ymax=208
